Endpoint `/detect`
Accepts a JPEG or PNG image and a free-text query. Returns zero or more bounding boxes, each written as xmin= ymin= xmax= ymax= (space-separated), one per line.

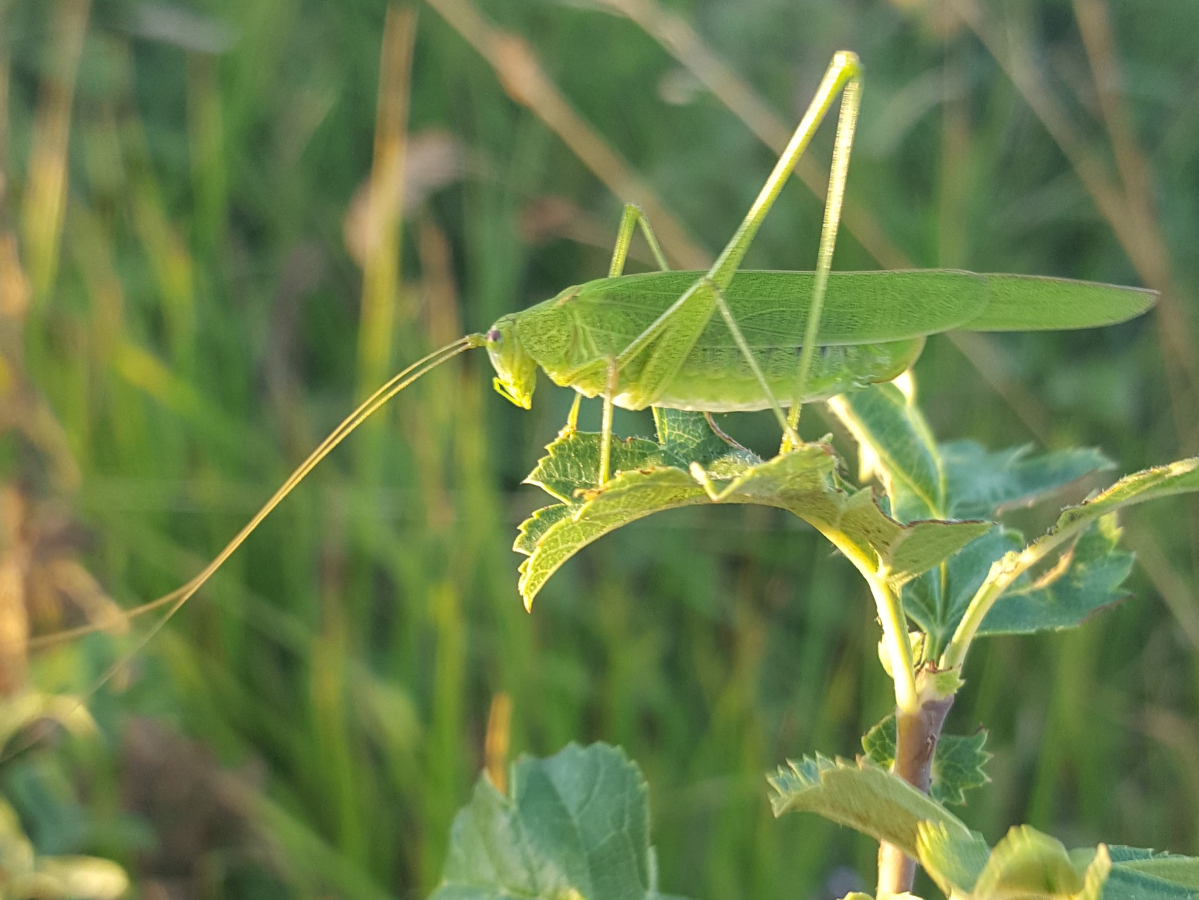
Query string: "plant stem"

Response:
xmin=876 ymin=694 xmax=955 ymax=895
xmin=867 ymin=572 xmax=919 ymax=715
xmin=857 ymin=563 xmax=937 ymax=895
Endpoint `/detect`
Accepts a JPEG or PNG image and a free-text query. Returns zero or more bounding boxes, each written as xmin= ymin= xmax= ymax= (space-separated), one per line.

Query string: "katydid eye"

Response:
xmin=487 ymin=329 xmax=502 ymax=343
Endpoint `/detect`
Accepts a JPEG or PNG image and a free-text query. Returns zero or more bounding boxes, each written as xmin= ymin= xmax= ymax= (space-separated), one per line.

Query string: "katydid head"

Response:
xmin=485 ymin=315 xmax=537 ymax=409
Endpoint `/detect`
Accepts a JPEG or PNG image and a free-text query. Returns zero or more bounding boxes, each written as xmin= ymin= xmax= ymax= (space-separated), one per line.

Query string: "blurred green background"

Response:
xmin=1 ymin=0 xmax=1197 ymax=897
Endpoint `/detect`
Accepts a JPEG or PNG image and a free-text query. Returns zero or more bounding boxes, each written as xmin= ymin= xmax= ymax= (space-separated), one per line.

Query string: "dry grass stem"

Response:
xmin=426 ymin=0 xmax=710 ymax=269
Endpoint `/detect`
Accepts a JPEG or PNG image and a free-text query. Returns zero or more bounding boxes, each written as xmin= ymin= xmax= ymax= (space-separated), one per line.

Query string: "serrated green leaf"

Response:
xmin=525 ymin=430 xmax=667 ymax=503
xmin=830 ymin=383 xmax=945 ymax=522
xmin=904 ymin=527 xmax=1020 ymax=652
xmin=917 ymin=820 xmax=993 ymax=896
xmin=861 ymin=715 xmax=991 ymax=806
xmin=860 ymin=716 xmax=897 ymax=765
xmin=1048 ymin=458 xmax=1199 ymax=537
xmin=516 ymin=466 xmax=713 ymax=604
xmin=906 ymin=517 xmax=1132 ymax=652
xmin=514 ymin=505 xmax=572 ymax=556
xmin=693 ymin=446 xmax=985 ymax=586
xmin=894 ymin=438 xmax=1111 ymax=655
xmin=1101 ymin=865 xmax=1199 ymax=900
xmin=942 ymin=441 xmax=1114 ymax=520
xmin=972 ymin=826 xmax=1085 ymax=899
xmin=884 ymin=519 xmax=991 ymax=591
xmin=1112 ymin=854 xmax=1199 ymax=890
xmin=978 ymin=516 xmax=1133 ymax=636
xmin=933 ymin=729 xmax=992 ymax=805
xmin=431 ymin=742 xmax=685 ymax=900
xmin=940 ymin=456 xmax=1199 ymax=654
xmin=515 ymin=424 xmax=990 ymax=607
xmin=829 ymin=388 xmax=1111 ymax=527
xmin=1068 ymin=847 xmax=1199 ymax=900
xmin=917 ymin=826 xmax=1199 ymax=900
xmin=651 ymin=408 xmax=744 ymax=467
xmin=924 ymin=829 xmax=1199 ymax=900
xmin=768 ymin=755 xmax=976 ymax=857
xmin=767 ymin=754 xmax=1198 ymax=900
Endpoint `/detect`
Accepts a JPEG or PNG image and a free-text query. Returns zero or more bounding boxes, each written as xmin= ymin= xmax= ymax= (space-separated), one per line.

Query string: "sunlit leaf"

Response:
xmin=524 ymin=431 xmax=667 ymax=504
xmin=516 ymin=413 xmax=989 ymax=607
xmin=917 ymin=825 xmax=1114 ymax=900
xmin=917 ymin=820 xmax=992 ymax=896
xmin=918 ymin=827 xmax=1199 ymax=900
xmin=651 ymin=408 xmax=747 ymax=467
xmin=972 ymin=826 xmax=1085 ymax=899
xmin=1073 ymin=847 xmax=1199 ymax=900
xmin=768 ymin=755 xmax=977 ymax=857
xmin=830 ymin=383 xmax=1115 ymax=655
xmin=1105 ymin=848 xmax=1199 ymax=889
xmin=830 ymin=382 xmax=944 ymax=522
xmin=1047 ymin=458 xmax=1199 ymax=537
xmin=830 ymin=386 xmax=1111 ymax=526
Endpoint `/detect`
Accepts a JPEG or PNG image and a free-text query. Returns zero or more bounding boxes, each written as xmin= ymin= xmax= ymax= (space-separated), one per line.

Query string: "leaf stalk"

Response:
xmin=940 ymin=526 xmax=1078 ymax=671
xmin=867 ymin=570 xmax=920 ymax=716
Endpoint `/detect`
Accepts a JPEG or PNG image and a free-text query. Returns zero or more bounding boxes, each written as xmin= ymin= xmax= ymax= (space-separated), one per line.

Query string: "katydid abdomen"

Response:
xmin=646 ymin=338 xmax=924 ymax=411
xmin=560 ymin=334 xmax=925 ymax=412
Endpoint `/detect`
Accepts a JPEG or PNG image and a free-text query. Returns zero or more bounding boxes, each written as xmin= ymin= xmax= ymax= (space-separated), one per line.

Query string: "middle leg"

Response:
xmin=588 ymin=204 xmax=672 ymax=483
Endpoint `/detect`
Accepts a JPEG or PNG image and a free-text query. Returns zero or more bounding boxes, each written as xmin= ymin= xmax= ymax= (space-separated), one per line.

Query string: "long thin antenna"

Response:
xmin=12 ymin=335 xmax=481 ymax=722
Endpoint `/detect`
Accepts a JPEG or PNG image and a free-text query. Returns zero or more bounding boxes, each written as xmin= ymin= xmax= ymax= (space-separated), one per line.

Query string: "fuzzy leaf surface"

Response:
xmin=768 ymin=755 xmax=977 ymax=858
xmin=431 ymin=742 xmax=682 ymax=900
xmin=516 ymin=412 xmax=989 ymax=607
xmin=1045 ymin=457 xmax=1199 ymax=539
